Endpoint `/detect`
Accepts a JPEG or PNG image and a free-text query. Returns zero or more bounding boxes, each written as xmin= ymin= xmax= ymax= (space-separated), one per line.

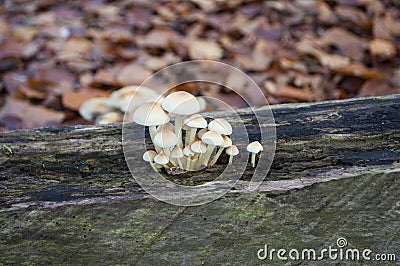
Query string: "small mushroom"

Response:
xmin=199 ymin=130 xmax=224 ymax=167
xmin=183 ymin=114 xmax=208 ymax=147
xmin=196 ymin=96 xmax=207 ymax=112
xmin=133 ymin=102 xmax=170 ymax=152
xmin=226 ymin=145 xmax=239 ymax=165
xmin=190 ymin=140 xmax=207 ymax=170
xmin=161 ymin=91 xmax=201 ymax=148
xmin=247 ymin=141 xmax=263 ymax=167
xmin=154 ymin=153 xmax=170 ymax=169
xmin=95 ymin=111 xmax=123 ymax=124
xmin=209 ymin=135 xmax=232 ymax=167
xmin=171 ymin=146 xmax=184 ymax=169
xmin=106 ymin=85 xmax=160 ymax=113
xmin=208 ymin=118 xmax=232 ymax=136
xmin=197 ymin=128 xmax=208 ymax=139
xmin=153 ymin=129 xmax=178 ymax=160
xmin=183 ymin=145 xmax=195 ymax=171
xmin=143 ymin=150 xmax=158 ymax=171
xmin=79 ymin=97 xmax=115 ymax=121
xmin=157 ymin=122 xmax=175 ymax=133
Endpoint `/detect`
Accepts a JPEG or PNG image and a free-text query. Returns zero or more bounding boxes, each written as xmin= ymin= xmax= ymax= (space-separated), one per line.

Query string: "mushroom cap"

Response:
xmin=143 ymin=150 xmax=157 ymax=162
xmin=157 ymin=122 xmax=175 ymax=133
xmin=246 ymin=141 xmax=263 ymax=153
xmin=197 ymin=128 xmax=208 ymax=139
xmin=79 ymin=97 xmax=114 ymax=121
xmin=183 ymin=114 xmax=208 ymax=129
xmin=161 ymin=91 xmax=200 ymax=115
xmin=220 ymin=135 xmax=232 ymax=148
xmin=154 ymin=153 xmax=169 ymax=165
xmin=171 ymin=146 xmax=184 ymax=158
xmin=95 ymin=111 xmax=122 ymax=124
xmin=201 ymin=130 xmax=224 ymax=146
xmin=154 ymin=129 xmax=178 ymax=148
xmin=183 ymin=145 xmax=195 ymax=157
xmin=226 ymin=145 xmax=239 ymax=156
xmin=190 ymin=141 xmax=207 ymax=154
xmin=208 ymin=118 xmax=232 ymax=135
xmin=106 ymin=86 xmax=160 ymax=112
xmin=133 ymin=102 xmax=170 ymax=126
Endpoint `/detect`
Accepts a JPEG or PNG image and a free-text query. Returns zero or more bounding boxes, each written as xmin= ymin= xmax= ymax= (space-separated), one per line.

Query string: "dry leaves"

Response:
xmin=0 ymin=0 xmax=400 ymax=130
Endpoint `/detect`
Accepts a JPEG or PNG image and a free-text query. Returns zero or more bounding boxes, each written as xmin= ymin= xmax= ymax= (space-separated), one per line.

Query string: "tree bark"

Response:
xmin=0 ymin=95 xmax=399 ymax=265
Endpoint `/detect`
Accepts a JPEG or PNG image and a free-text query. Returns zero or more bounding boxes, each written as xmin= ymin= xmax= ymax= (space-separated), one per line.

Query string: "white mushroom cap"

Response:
xmin=208 ymin=118 xmax=232 ymax=135
xmin=153 ymin=130 xmax=178 ymax=148
xmin=197 ymin=128 xmax=208 ymax=139
xmin=157 ymin=122 xmax=175 ymax=133
xmin=161 ymin=91 xmax=200 ymax=115
xmin=247 ymin=141 xmax=263 ymax=153
xmin=133 ymin=102 xmax=170 ymax=126
xmin=154 ymin=153 xmax=169 ymax=165
xmin=79 ymin=97 xmax=114 ymax=121
xmin=143 ymin=150 xmax=157 ymax=162
xmin=183 ymin=145 xmax=195 ymax=157
xmin=95 ymin=111 xmax=122 ymax=124
xmin=183 ymin=114 xmax=207 ymax=129
xmin=196 ymin=96 xmax=207 ymax=112
xmin=226 ymin=145 xmax=239 ymax=156
xmin=220 ymin=135 xmax=232 ymax=148
xmin=171 ymin=146 xmax=184 ymax=159
xmin=201 ymin=130 xmax=224 ymax=146
xmin=106 ymin=86 xmax=160 ymax=112
xmin=190 ymin=141 xmax=207 ymax=154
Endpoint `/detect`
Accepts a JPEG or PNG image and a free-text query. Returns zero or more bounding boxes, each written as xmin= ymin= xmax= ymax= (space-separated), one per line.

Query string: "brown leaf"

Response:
xmin=0 ymin=41 xmax=23 ymax=60
xmin=373 ymin=13 xmax=400 ymax=40
xmin=0 ymin=98 xmax=65 ymax=129
xmin=360 ymin=79 xmax=399 ymax=97
xmin=264 ymin=81 xmax=314 ymax=102
xmin=62 ymin=87 xmax=110 ymax=111
xmin=18 ymin=85 xmax=47 ymax=99
xmin=11 ymin=25 xmax=38 ymax=42
xmin=235 ymin=40 xmax=275 ymax=71
xmin=92 ymin=69 xmax=119 ymax=88
xmin=3 ymin=71 xmax=28 ymax=93
xmin=188 ymin=38 xmax=223 ymax=60
xmin=116 ymin=63 xmax=153 ymax=86
xmin=332 ymin=63 xmax=386 ymax=79
xmin=335 ymin=5 xmax=371 ymax=30
xmin=58 ymin=37 xmax=91 ymax=61
xmin=369 ymin=38 xmax=397 ymax=59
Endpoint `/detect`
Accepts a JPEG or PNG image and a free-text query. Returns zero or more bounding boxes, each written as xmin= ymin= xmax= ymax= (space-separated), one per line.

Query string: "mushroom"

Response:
xmin=183 ymin=145 xmax=195 ymax=171
xmin=209 ymin=135 xmax=232 ymax=167
xmin=171 ymin=146 xmax=184 ymax=169
xmin=199 ymin=130 xmax=224 ymax=167
xmin=106 ymin=85 xmax=160 ymax=113
xmin=153 ymin=129 xmax=178 ymax=160
xmin=183 ymin=114 xmax=208 ymax=147
xmin=79 ymin=97 xmax=115 ymax=121
xmin=154 ymin=153 xmax=170 ymax=169
xmin=161 ymin=91 xmax=200 ymax=148
xmin=208 ymin=118 xmax=232 ymax=136
xmin=133 ymin=102 xmax=170 ymax=152
xmin=157 ymin=122 xmax=175 ymax=133
xmin=95 ymin=111 xmax=122 ymax=124
xmin=196 ymin=96 xmax=207 ymax=112
xmin=247 ymin=141 xmax=263 ymax=167
xmin=197 ymin=128 xmax=208 ymax=139
xmin=190 ymin=140 xmax=207 ymax=170
xmin=143 ymin=150 xmax=158 ymax=171
xmin=226 ymin=145 xmax=239 ymax=165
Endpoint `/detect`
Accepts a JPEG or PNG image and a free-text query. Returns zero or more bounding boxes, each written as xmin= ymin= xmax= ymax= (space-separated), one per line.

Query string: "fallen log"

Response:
xmin=0 ymin=94 xmax=399 ymax=264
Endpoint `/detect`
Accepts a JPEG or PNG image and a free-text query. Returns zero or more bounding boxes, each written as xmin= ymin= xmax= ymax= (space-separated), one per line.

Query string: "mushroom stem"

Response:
xmin=187 ymin=128 xmax=197 ymax=146
xmin=149 ymin=161 xmax=159 ymax=172
xmin=228 ymin=155 xmax=234 ymax=165
xmin=176 ymin=158 xmax=183 ymax=169
xmin=186 ymin=156 xmax=191 ymax=171
xmin=199 ymin=145 xmax=215 ymax=167
xmin=190 ymin=153 xmax=201 ymax=171
xmin=174 ymin=114 xmax=184 ymax=148
xmin=209 ymin=147 xmax=224 ymax=167
xmin=251 ymin=153 xmax=256 ymax=167
xmin=163 ymin=148 xmax=176 ymax=166
xmin=149 ymin=126 xmax=161 ymax=153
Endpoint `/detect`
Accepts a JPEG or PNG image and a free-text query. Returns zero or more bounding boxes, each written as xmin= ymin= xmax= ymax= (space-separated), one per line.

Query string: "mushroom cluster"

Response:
xmin=133 ymin=91 xmax=264 ymax=173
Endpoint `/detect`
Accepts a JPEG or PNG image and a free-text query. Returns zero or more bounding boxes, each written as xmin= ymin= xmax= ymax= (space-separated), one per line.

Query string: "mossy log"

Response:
xmin=0 ymin=95 xmax=399 ymax=265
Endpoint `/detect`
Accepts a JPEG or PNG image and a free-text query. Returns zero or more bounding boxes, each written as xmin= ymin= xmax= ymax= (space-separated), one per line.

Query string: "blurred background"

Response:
xmin=0 ymin=0 xmax=399 ymax=131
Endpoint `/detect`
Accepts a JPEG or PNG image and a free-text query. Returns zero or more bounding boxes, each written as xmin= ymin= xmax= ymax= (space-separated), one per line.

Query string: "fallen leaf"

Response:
xmin=58 ymin=37 xmax=91 ymax=61
xmin=235 ymin=39 xmax=275 ymax=71
xmin=116 ymin=63 xmax=153 ymax=86
xmin=18 ymin=85 xmax=47 ymax=99
xmin=188 ymin=38 xmax=223 ymax=60
xmin=369 ymin=38 xmax=397 ymax=59
xmin=62 ymin=87 xmax=110 ymax=111
xmin=360 ymin=79 xmax=399 ymax=96
xmin=335 ymin=5 xmax=371 ymax=30
xmin=0 ymin=98 xmax=65 ymax=129
xmin=11 ymin=25 xmax=38 ymax=42
xmin=332 ymin=63 xmax=386 ymax=79
xmin=264 ymin=81 xmax=314 ymax=102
